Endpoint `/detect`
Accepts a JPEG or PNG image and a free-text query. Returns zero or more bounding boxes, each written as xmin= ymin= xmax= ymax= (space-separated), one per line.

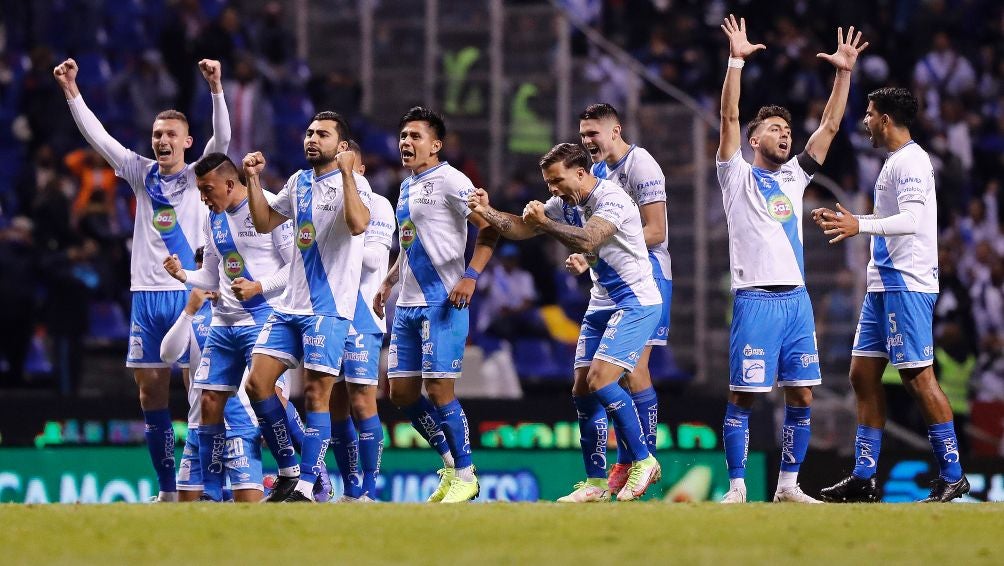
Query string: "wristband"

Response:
xmin=728 ymin=57 xmax=745 ymax=69
xmin=462 ymin=266 xmax=481 ymax=281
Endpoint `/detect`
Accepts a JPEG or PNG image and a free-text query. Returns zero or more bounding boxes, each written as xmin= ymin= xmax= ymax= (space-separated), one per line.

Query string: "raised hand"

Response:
xmin=565 ymin=254 xmax=589 ymax=275
xmin=334 ymin=150 xmax=357 ymax=173
xmin=521 ymin=201 xmax=547 ymax=227
xmin=198 ymin=59 xmax=223 ymax=93
xmin=818 ymin=203 xmax=860 ymax=244
xmin=53 ymin=59 xmax=81 ymax=98
xmin=720 ymin=14 xmax=766 ymax=60
xmin=817 ymin=26 xmax=869 ymax=72
xmin=163 ymin=254 xmax=186 ymax=282
xmin=243 ymin=151 xmax=266 ymax=177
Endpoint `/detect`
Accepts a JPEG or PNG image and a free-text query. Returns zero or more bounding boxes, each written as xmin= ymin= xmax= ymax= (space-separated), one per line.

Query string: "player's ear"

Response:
xmin=184 ymin=135 xmax=194 ymax=149
xmin=431 ymin=138 xmax=442 ymax=155
xmin=358 ymin=164 xmax=366 ymax=175
xmin=612 ymin=123 xmax=622 ymax=139
xmin=337 ymin=140 xmax=349 ymax=153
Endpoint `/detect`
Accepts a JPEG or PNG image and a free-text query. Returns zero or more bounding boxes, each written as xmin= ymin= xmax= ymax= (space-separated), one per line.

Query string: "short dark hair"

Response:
xmin=194 ymin=245 xmax=205 ymax=264
xmin=154 ymin=109 xmax=188 ymax=125
xmin=193 ymin=152 xmax=238 ymax=178
xmin=347 ymin=139 xmax=362 ymax=154
xmin=867 ymin=87 xmax=918 ymax=128
xmin=539 ymin=142 xmax=591 ymax=171
xmin=745 ymin=105 xmax=792 ymax=141
xmin=579 ymin=103 xmax=620 ymax=122
xmin=399 ymin=106 xmax=446 ymax=140
xmin=311 ymin=111 xmax=352 ymax=142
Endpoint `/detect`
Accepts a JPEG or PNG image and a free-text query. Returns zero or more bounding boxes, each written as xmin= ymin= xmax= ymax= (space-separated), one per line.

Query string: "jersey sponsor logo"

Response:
xmin=296 ymin=221 xmax=316 ymax=250
xmin=800 ymin=353 xmax=819 ymax=368
xmin=742 ymin=359 xmax=765 ymax=383
xmin=767 ymin=194 xmax=794 ymax=222
xmin=743 ymin=344 xmax=765 ymax=357
xmin=153 ymin=207 xmax=178 ymax=232
xmin=223 ymin=251 xmax=245 ymax=280
xmin=400 ymin=219 xmax=416 ymax=249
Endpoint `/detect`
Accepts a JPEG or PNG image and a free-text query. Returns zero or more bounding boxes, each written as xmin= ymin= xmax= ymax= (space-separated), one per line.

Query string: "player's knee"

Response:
xmin=199 ymin=390 xmax=226 ymax=421
xmin=784 ymin=386 xmax=812 ymax=407
xmin=728 ymin=391 xmax=755 ymax=409
xmin=426 ymin=388 xmax=455 ymax=407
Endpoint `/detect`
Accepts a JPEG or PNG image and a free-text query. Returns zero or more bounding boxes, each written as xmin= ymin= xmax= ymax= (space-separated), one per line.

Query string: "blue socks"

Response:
xmin=299 ymin=412 xmax=331 ymax=484
xmin=143 ymin=409 xmax=176 ymax=493
xmin=573 ymin=395 xmax=608 ymax=478
xmin=723 ymin=403 xmax=751 ymax=479
xmin=356 ymin=415 xmax=384 ymax=497
xmin=780 ymin=405 xmax=811 ymax=472
xmin=436 ymin=399 xmax=473 ymax=469
xmin=197 ymin=423 xmax=226 ymax=501
xmin=252 ymin=394 xmax=299 ymax=475
xmin=852 ymin=425 xmax=883 ymax=480
xmin=285 ymin=401 xmax=306 ymax=453
xmin=331 ymin=418 xmax=362 ymax=498
xmin=593 ymin=382 xmax=649 ymax=461
xmin=401 ymin=396 xmax=452 ymax=460
xmin=928 ymin=421 xmax=963 ymax=482
xmin=631 ymin=387 xmax=659 ymax=459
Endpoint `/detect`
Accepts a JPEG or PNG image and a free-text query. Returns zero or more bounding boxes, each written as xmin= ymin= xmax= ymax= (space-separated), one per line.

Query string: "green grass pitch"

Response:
xmin=2 ymin=503 xmax=1003 ymax=565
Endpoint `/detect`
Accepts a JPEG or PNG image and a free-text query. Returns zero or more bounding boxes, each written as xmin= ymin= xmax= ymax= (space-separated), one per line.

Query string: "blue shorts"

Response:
xmin=729 ymin=287 xmax=821 ymax=392
xmin=575 ymin=304 xmax=661 ymax=372
xmin=648 ymin=278 xmax=673 ymax=346
xmin=128 ymin=290 xmax=189 ymax=368
xmin=225 ymin=430 xmax=264 ymax=491
xmin=388 ymin=305 xmax=468 ymax=379
xmin=341 ymin=332 xmax=383 ymax=384
xmin=252 ymin=311 xmax=351 ymax=376
xmin=177 ymin=431 xmax=203 ymax=490
xmin=852 ymin=291 xmax=936 ymax=369
xmin=194 ymin=325 xmax=261 ymax=392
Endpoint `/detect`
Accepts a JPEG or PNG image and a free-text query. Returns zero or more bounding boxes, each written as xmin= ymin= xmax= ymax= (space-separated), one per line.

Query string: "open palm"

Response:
xmin=817 ymin=26 xmax=869 ymax=72
xmin=721 ymin=14 xmax=765 ymax=59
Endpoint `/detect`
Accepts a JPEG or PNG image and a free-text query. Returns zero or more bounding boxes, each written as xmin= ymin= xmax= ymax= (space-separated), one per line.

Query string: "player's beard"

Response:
xmin=306 ymin=148 xmax=336 ymax=167
xmin=764 ymin=145 xmax=788 ymax=166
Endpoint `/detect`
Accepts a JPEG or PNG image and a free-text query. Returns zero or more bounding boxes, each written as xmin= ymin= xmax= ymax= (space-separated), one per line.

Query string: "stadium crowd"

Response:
xmin=0 ymin=0 xmax=1001 ymax=437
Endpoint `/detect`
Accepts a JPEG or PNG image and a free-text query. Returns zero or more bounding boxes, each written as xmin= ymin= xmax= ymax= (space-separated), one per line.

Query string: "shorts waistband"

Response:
xmin=735 ymin=286 xmax=807 ymax=300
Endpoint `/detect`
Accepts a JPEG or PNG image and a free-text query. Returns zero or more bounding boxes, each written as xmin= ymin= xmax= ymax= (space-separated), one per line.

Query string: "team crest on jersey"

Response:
xmin=618 ymin=173 xmax=628 ymax=187
xmin=297 ymin=221 xmax=316 ymax=250
xmin=244 ymin=215 xmax=255 ymax=230
xmin=153 ymin=207 xmax=178 ymax=232
xmin=213 ymin=217 xmax=223 ymax=230
xmin=421 ymin=181 xmax=434 ymax=196
xmin=223 ymin=251 xmax=245 ymax=279
xmin=400 ymin=219 xmax=416 ymax=249
xmin=767 ymin=194 xmax=794 ymax=222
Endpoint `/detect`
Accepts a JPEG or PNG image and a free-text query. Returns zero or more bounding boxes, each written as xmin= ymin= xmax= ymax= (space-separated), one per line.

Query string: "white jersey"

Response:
xmin=591 ymin=145 xmax=672 ymax=280
xmin=352 ymin=193 xmax=395 ymax=334
xmin=717 ymin=149 xmax=813 ymax=289
xmin=543 ymin=179 xmax=661 ymax=309
xmin=865 ymin=141 xmax=939 ymax=293
xmin=66 ymin=94 xmax=230 ymax=292
xmin=186 ymin=192 xmax=294 ymax=326
xmin=395 ymin=162 xmax=476 ymax=307
xmin=270 ymin=168 xmax=371 ymax=318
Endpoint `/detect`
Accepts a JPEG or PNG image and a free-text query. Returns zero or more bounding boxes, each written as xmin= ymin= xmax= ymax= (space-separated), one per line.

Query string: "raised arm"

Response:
xmin=335 ymin=151 xmax=370 ymax=235
xmin=467 ymin=188 xmax=539 ymax=240
xmin=198 ymin=59 xmax=232 ymax=156
xmin=718 ymin=15 xmax=765 ymax=161
xmin=54 ymin=59 xmax=132 ymax=171
xmin=243 ymin=152 xmax=289 ymax=233
xmin=803 ymin=27 xmax=868 ymax=165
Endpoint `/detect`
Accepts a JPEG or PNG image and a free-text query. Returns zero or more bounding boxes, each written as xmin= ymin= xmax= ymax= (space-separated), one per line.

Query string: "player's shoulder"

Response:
xmin=595 ymin=179 xmax=632 ymax=202
xmin=628 ymin=146 xmax=660 ymax=169
xmin=349 ymin=171 xmax=373 ymax=192
xmin=893 ymin=141 xmax=932 ymax=168
xmin=440 ymin=162 xmax=474 ymax=187
xmin=371 ymin=192 xmax=395 ymax=216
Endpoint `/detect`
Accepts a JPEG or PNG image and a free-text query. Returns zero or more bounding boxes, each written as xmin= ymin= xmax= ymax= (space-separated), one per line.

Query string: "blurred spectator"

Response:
xmin=479 ymin=244 xmax=547 ymax=341
xmin=224 ymin=53 xmax=276 ymax=166
xmin=442 ymin=132 xmax=484 ymax=189
xmin=0 ymin=217 xmax=38 ymax=387
xmin=63 ymin=148 xmax=118 ymax=219
xmin=108 ymin=50 xmax=179 ymax=148
xmin=913 ymin=31 xmax=977 ymax=123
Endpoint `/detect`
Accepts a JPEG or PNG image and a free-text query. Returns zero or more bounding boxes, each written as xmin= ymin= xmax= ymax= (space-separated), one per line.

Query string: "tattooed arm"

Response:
xmin=467 ymin=188 xmax=540 ymax=240
xmin=524 ymin=200 xmax=617 ymax=253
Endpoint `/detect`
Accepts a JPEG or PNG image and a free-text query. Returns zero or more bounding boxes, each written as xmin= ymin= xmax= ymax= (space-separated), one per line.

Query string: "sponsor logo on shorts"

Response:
xmin=128 ymin=336 xmax=144 ymax=360
xmin=303 ymin=334 xmax=326 ymax=347
xmin=451 ymin=359 xmax=462 ymax=370
xmin=387 ymin=344 xmax=398 ymax=369
xmin=602 ymin=327 xmax=617 ymax=339
xmin=296 ymin=221 xmax=316 ymax=250
xmin=422 ymin=360 xmax=432 ymax=370
xmin=923 ymin=345 xmax=933 ymax=357
xmin=421 ymin=320 xmax=431 ymax=341
xmin=800 ymin=353 xmax=819 ymax=368
xmin=743 ymin=344 xmax=765 ymax=357
xmin=887 ymin=334 xmax=904 ymax=349
xmin=742 ymin=359 xmax=766 ymax=383
xmin=344 ymin=350 xmax=369 ymax=362
xmin=422 ymin=342 xmax=434 ymax=355
xmin=227 ymin=457 xmax=250 ymax=470
xmin=153 ymin=207 xmax=177 ymax=232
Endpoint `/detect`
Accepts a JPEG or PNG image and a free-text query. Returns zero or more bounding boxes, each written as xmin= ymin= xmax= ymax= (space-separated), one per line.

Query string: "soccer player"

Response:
xmin=163 ymin=152 xmax=299 ymax=502
xmin=715 ymin=15 xmax=867 ymax=503
xmin=468 ymin=142 xmax=662 ymax=502
xmin=53 ymin=57 xmax=230 ymax=502
xmin=243 ymin=112 xmax=372 ymax=502
xmin=813 ymin=88 xmax=970 ymax=503
xmin=329 ymin=140 xmax=393 ymax=502
xmin=372 ymin=107 xmax=499 ymax=503
xmin=577 ymin=102 xmax=670 ymax=493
